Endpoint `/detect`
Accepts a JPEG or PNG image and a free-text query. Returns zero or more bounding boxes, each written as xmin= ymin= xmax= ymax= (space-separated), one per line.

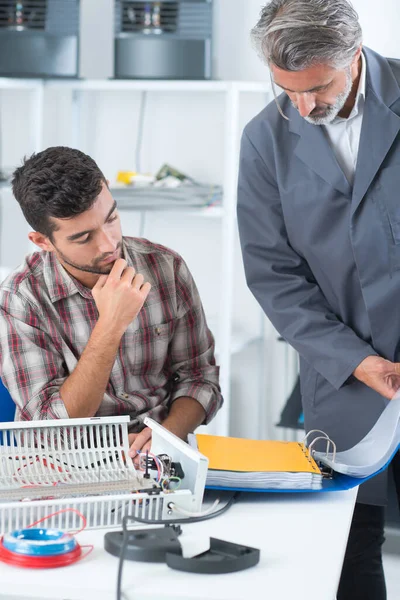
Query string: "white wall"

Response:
xmin=213 ymin=0 xmax=400 ymax=81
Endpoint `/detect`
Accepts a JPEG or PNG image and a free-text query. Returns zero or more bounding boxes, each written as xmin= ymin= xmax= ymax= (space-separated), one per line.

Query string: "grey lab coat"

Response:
xmin=237 ymin=47 xmax=400 ymax=505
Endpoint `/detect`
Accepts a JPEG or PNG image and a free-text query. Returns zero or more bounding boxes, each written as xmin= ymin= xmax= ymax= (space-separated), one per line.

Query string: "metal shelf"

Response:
xmin=0 ymin=78 xmax=270 ymax=95
xmin=43 ymin=79 xmax=270 ymax=94
xmin=0 ymin=78 xmax=43 ymax=90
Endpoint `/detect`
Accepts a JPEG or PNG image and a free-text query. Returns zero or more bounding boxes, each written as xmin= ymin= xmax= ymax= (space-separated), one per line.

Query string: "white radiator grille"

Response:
xmin=0 ymin=492 xmax=169 ymax=534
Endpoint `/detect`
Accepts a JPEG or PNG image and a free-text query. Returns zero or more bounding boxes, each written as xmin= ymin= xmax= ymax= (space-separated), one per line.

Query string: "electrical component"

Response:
xmin=0 ymin=415 xmax=209 ymax=534
xmin=143 ymin=452 xmax=185 ymax=481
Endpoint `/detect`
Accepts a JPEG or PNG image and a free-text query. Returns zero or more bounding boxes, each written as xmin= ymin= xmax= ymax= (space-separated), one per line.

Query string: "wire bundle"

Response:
xmin=0 ymin=508 xmax=92 ymax=569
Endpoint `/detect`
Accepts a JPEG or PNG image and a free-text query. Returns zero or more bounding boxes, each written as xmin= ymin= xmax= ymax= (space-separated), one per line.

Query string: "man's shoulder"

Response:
xmin=0 ymin=252 xmax=45 ymax=297
xmin=387 ymin=56 xmax=400 ymax=83
xmin=243 ymin=92 xmax=291 ymax=148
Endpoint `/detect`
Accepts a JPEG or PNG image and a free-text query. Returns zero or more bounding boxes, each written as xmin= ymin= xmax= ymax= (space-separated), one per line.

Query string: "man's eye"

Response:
xmin=108 ymin=215 xmax=118 ymax=223
xmin=77 ymin=235 xmax=90 ymax=244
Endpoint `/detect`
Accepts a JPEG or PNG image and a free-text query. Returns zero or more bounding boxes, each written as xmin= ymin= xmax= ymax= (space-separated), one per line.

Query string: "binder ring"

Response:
xmin=308 ymin=436 xmax=337 ymax=465
xmin=302 ymin=430 xmax=330 ymax=447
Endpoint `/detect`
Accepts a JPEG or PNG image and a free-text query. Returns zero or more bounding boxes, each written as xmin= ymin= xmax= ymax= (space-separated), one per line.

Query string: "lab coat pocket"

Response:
xmin=299 ymin=362 xmax=318 ymax=410
xmin=374 ymin=165 xmax=400 ymax=269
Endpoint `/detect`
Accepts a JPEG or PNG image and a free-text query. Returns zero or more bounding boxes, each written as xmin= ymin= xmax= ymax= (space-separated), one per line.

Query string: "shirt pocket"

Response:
xmin=127 ymin=321 xmax=175 ymax=376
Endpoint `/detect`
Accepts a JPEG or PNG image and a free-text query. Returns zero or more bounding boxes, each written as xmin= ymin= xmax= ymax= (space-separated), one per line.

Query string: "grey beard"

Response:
xmin=302 ymin=68 xmax=353 ymax=126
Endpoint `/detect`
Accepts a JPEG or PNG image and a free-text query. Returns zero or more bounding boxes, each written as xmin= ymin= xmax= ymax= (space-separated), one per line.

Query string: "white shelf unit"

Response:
xmin=0 ymin=78 xmax=44 ymax=161
xmin=0 ymin=78 xmax=271 ymax=437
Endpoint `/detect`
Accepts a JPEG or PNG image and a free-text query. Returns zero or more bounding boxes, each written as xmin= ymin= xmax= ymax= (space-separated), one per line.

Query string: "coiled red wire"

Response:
xmin=0 ymin=508 xmax=93 ymax=569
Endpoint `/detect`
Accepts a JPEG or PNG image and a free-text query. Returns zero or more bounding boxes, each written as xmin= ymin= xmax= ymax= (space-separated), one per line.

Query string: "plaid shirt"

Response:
xmin=0 ymin=237 xmax=222 ymax=430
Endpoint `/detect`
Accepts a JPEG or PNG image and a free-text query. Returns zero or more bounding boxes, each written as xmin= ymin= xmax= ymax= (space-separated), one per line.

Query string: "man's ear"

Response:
xmin=353 ymin=45 xmax=363 ymax=65
xmin=28 ymin=231 xmax=54 ymax=252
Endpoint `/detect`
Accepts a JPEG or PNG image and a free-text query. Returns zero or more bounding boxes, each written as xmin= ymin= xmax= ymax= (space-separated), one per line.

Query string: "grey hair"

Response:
xmin=251 ymin=0 xmax=363 ymax=71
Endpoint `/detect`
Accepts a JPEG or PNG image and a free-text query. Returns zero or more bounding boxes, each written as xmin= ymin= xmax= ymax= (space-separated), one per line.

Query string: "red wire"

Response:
xmin=27 ymin=508 xmax=88 ymax=536
xmin=0 ymin=541 xmax=82 ymax=568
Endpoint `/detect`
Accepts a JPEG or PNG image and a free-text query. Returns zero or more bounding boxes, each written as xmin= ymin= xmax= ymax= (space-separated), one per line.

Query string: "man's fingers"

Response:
xmin=120 ymin=266 xmax=136 ymax=285
xmin=128 ymin=427 xmax=152 ymax=457
xmin=141 ymin=282 xmax=152 ymax=297
xmin=141 ymin=440 xmax=152 ymax=455
xmin=393 ymin=363 xmax=400 ymax=375
xmin=131 ymin=273 xmax=144 ymax=290
xmin=107 ymin=258 xmax=128 ymax=281
xmin=92 ymin=274 xmax=108 ymax=290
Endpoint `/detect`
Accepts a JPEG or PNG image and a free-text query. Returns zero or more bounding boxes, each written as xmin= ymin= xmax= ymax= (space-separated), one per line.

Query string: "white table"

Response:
xmin=0 ymin=487 xmax=357 ymax=600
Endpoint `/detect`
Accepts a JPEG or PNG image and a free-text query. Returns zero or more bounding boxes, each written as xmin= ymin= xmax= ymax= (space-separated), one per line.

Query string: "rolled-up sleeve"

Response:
xmin=168 ymin=259 xmax=223 ymax=424
xmin=0 ymin=289 xmax=70 ymax=421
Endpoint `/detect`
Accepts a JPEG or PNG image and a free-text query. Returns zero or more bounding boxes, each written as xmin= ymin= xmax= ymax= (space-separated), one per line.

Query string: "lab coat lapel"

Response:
xmin=289 ymin=107 xmax=352 ymax=197
xmin=351 ymin=92 xmax=400 ymax=215
xmin=351 ymin=47 xmax=400 ymax=215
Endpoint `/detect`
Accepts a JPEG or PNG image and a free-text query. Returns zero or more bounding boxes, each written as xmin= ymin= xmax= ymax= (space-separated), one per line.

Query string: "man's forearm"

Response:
xmin=60 ymin=318 xmax=123 ymax=418
xmin=162 ymin=396 xmax=206 ymax=439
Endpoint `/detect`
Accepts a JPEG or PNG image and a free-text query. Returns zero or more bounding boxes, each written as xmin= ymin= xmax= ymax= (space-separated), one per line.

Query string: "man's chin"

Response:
xmin=304 ymin=111 xmax=337 ymax=126
xmin=93 ymin=264 xmax=114 ymax=275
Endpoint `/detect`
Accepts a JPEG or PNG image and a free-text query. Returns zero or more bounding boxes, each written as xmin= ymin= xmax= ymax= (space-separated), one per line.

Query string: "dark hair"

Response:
xmin=12 ymin=146 xmax=107 ymax=239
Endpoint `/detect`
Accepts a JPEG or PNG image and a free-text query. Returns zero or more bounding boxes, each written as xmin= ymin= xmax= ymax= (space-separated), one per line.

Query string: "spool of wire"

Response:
xmin=0 ymin=528 xmax=82 ymax=568
xmin=0 ymin=509 xmax=93 ymax=569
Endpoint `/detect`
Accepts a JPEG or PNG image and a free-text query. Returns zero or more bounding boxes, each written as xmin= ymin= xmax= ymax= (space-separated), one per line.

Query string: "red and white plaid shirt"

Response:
xmin=0 ymin=237 xmax=222 ymax=431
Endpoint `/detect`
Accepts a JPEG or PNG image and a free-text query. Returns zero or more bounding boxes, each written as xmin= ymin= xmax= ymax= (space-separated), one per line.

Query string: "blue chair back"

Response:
xmin=0 ymin=378 xmax=16 ymax=443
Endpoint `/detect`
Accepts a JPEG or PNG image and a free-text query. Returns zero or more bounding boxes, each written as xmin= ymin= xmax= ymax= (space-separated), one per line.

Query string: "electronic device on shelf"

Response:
xmin=0 ymin=0 xmax=80 ymax=78
xmin=114 ymin=1 xmax=213 ymax=79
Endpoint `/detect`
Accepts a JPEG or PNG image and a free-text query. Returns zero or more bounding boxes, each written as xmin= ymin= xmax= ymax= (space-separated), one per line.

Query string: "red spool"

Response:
xmin=0 ymin=537 xmax=82 ymax=568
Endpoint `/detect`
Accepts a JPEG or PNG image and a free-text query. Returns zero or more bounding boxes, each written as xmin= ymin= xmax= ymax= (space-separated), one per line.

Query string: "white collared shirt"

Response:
xmin=323 ymin=52 xmax=366 ymax=185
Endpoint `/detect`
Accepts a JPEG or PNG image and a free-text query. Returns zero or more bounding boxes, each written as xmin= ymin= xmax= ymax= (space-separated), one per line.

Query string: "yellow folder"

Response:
xmin=196 ymin=434 xmax=321 ymax=475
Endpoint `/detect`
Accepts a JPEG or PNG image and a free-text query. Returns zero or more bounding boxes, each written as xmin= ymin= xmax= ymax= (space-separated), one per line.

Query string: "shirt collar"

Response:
xmin=331 ymin=51 xmax=366 ymax=124
xmin=43 ymin=251 xmax=93 ymax=302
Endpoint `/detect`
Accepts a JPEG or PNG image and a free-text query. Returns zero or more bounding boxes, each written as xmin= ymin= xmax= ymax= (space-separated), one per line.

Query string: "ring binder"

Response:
xmin=193 ymin=396 xmax=400 ymax=494
xmin=195 ymin=434 xmax=324 ymax=490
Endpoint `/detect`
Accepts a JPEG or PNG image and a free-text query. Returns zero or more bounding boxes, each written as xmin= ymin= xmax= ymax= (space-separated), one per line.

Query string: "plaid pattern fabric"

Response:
xmin=0 ymin=237 xmax=222 ymax=431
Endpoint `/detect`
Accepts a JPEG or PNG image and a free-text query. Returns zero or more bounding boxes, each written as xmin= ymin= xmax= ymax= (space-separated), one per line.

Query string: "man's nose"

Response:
xmin=97 ymin=230 xmax=116 ymax=254
xmin=296 ymin=93 xmax=316 ymax=118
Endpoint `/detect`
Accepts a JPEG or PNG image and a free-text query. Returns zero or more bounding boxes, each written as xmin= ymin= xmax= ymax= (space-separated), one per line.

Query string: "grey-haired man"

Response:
xmin=237 ymin=1 xmax=400 ymax=598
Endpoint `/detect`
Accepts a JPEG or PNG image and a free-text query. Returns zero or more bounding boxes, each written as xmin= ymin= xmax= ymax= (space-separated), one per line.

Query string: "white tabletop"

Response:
xmin=0 ymin=487 xmax=357 ymax=600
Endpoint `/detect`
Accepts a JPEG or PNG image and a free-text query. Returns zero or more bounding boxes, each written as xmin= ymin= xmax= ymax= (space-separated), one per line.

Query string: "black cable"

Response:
xmin=116 ymin=491 xmax=240 ymax=600
xmin=127 ymin=491 xmax=240 ymax=525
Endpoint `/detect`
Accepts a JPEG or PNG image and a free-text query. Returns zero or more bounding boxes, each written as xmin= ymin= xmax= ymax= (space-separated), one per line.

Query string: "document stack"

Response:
xmin=194 ymin=434 xmax=323 ymax=491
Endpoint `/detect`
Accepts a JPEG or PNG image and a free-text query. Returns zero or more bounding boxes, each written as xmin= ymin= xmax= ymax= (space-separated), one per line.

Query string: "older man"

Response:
xmin=237 ymin=1 xmax=400 ymax=599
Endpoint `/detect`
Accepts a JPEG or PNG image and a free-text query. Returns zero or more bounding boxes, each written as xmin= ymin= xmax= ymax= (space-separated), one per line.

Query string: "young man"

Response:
xmin=237 ymin=1 xmax=400 ymax=599
xmin=0 ymin=146 xmax=222 ymax=456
